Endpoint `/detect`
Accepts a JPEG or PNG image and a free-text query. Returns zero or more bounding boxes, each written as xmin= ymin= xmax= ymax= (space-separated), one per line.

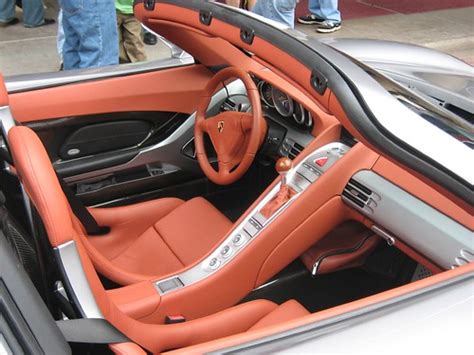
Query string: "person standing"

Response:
xmin=0 ymin=0 xmax=55 ymax=27
xmin=298 ymin=0 xmax=341 ymax=33
xmin=252 ymin=0 xmax=297 ymax=28
xmin=115 ymin=0 xmax=147 ymax=63
xmin=59 ymin=0 xmax=119 ymax=70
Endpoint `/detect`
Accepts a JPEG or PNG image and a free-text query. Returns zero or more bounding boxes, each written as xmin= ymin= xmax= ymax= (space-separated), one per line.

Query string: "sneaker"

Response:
xmin=297 ymin=14 xmax=325 ymax=25
xmin=0 ymin=18 xmax=19 ymax=27
xmin=25 ymin=18 xmax=55 ymax=28
xmin=143 ymin=31 xmax=157 ymax=45
xmin=316 ymin=21 xmax=342 ymax=33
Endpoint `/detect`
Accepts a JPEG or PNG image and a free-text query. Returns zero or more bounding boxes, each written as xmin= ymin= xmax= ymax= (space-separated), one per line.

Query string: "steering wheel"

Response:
xmin=194 ymin=67 xmax=266 ymax=185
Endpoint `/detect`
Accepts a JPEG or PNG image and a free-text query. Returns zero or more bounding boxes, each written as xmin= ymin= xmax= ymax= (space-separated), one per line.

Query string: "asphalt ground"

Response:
xmin=0 ymin=5 xmax=473 ymax=77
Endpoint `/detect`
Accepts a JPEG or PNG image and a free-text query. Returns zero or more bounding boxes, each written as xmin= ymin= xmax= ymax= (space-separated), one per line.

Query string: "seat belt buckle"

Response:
xmin=165 ymin=315 xmax=186 ymax=324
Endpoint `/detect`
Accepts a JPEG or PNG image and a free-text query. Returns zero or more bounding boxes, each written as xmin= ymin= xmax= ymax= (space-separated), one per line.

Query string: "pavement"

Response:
xmin=0 ymin=5 xmax=473 ymax=77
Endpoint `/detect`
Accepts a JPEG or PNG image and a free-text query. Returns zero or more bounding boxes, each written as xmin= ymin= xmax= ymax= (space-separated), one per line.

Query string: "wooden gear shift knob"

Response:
xmin=276 ymin=157 xmax=292 ymax=174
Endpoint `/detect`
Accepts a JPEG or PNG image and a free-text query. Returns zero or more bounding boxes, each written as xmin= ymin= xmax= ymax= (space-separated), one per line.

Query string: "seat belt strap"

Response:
xmin=56 ymin=174 xmax=109 ymax=235
xmin=56 ymin=319 xmax=129 ymax=344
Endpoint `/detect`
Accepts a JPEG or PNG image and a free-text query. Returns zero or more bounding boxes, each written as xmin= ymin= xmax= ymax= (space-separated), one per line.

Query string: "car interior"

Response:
xmin=0 ymin=2 xmax=472 ymax=354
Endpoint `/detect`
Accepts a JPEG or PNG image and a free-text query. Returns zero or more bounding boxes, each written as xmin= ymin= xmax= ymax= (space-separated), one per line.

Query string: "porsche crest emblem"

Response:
xmin=217 ymin=121 xmax=225 ymax=133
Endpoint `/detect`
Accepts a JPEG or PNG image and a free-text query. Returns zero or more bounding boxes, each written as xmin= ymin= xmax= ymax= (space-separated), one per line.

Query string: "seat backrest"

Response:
xmin=9 ymin=126 xmax=76 ymax=247
xmin=8 ymin=126 xmax=113 ymax=315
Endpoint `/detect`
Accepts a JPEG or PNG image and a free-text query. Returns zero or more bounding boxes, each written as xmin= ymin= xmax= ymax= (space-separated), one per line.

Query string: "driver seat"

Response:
xmin=8 ymin=126 xmax=232 ymax=285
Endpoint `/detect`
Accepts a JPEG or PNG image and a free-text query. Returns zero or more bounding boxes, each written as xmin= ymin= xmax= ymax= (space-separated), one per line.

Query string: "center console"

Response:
xmin=155 ymin=142 xmax=350 ymax=295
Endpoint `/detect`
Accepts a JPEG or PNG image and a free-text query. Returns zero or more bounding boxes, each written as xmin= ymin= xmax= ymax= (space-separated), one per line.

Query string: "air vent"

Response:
xmin=288 ymin=142 xmax=304 ymax=160
xmin=342 ymin=179 xmax=373 ymax=209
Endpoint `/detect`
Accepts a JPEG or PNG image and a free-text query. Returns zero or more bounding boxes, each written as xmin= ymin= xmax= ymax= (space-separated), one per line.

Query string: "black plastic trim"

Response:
xmin=310 ymin=69 xmax=328 ymax=95
xmin=0 ymin=231 xmax=70 ymax=354
xmin=240 ymin=27 xmax=255 ymax=45
xmin=199 ymin=10 xmax=212 ymax=26
xmin=144 ymin=0 xmax=155 ymax=11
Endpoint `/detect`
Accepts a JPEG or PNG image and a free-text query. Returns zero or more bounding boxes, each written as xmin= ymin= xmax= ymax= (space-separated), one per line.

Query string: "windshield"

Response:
xmin=361 ymin=63 xmax=474 ymax=149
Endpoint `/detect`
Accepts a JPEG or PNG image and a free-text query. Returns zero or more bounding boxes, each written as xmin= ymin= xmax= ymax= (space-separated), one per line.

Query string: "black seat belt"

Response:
xmin=56 ymin=318 xmax=129 ymax=344
xmin=56 ymin=173 xmax=109 ymax=235
xmin=3 ymin=140 xmax=108 ymax=236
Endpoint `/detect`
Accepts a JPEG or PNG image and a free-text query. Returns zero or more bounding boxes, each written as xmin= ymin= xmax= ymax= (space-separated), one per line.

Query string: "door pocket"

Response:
xmin=59 ymin=120 xmax=151 ymax=160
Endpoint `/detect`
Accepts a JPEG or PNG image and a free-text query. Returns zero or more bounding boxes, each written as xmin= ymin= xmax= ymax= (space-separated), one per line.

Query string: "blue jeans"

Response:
xmin=252 ymin=0 xmax=297 ymax=28
xmin=309 ymin=0 xmax=341 ymax=23
xmin=60 ymin=0 xmax=119 ymax=70
xmin=0 ymin=0 xmax=44 ymax=27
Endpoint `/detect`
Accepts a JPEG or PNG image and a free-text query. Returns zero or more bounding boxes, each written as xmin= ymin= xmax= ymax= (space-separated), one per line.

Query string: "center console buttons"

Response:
xmin=208 ymin=257 xmax=220 ymax=270
xmin=221 ymin=245 xmax=233 ymax=258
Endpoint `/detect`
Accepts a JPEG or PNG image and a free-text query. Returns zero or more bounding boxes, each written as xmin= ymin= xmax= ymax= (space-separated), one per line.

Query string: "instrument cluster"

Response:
xmin=257 ymin=80 xmax=313 ymax=130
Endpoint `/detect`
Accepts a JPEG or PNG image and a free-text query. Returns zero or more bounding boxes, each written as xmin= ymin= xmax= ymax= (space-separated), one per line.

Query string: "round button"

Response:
xmin=232 ymin=234 xmax=245 ymax=246
xmin=208 ymin=257 xmax=220 ymax=270
xmin=221 ymin=245 xmax=233 ymax=258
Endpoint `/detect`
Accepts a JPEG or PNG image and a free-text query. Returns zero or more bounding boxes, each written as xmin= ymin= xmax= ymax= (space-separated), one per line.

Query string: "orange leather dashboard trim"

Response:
xmin=9 ymin=64 xmax=213 ymax=123
xmin=135 ymin=3 xmax=331 ymax=111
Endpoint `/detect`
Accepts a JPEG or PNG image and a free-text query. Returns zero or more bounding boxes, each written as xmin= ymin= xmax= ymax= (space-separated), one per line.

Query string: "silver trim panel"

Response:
xmin=347 ymin=170 xmax=473 ymax=270
xmin=0 ymin=106 xmax=15 ymax=137
xmin=56 ymin=241 xmax=103 ymax=319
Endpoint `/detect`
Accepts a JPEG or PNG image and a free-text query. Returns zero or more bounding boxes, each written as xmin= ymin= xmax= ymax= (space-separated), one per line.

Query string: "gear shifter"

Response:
xmin=276 ymin=157 xmax=292 ymax=185
xmin=260 ymin=157 xmax=296 ymax=219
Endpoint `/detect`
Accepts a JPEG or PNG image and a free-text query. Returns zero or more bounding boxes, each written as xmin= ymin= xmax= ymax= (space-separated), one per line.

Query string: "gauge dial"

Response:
xmin=258 ymin=81 xmax=275 ymax=107
xmin=293 ymin=103 xmax=305 ymax=124
xmin=306 ymin=111 xmax=313 ymax=128
xmin=271 ymin=87 xmax=294 ymax=117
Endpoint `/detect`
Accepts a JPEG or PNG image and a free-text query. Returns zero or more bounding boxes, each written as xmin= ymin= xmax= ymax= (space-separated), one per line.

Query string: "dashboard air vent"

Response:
xmin=288 ymin=142 xmax=305 ymax=160
xmin=342 ymin=179 xmax=372 ymax=209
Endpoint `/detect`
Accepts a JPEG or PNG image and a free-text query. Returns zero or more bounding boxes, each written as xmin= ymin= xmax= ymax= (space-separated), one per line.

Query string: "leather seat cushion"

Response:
xmin=156 ymin=197 xmax=232 ymax=266
xmin=249 ymin=299 xmax=310 ymax=331
xmin=123 ymin=299 xmax=310 ymax=353
xmin=111 ymin=226 xmax=185 ymax=278
xmin=88 ymin=196 xmax=232 ymax=284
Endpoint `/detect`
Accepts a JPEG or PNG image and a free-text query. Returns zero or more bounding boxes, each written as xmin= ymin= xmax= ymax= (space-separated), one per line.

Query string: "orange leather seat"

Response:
xmin=9 ymin=126 xmax=231 ymax=285
xmin=8 ymin=124 xmax=311 ymax=353
xmin=113 ymin=298 xmax=309 ymax=353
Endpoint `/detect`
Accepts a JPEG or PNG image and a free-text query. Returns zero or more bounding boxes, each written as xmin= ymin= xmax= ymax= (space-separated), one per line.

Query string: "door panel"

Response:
xmin=28 ymin=111 xmax=189 ymax=178
xmin=8 ymin=64 xmax=213 ymax=123
xmin=5 ymin=65 xmax=247 ymax=206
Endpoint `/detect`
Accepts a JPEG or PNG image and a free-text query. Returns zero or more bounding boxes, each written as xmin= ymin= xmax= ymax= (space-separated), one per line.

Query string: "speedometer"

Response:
xmin=271 ymin=87 xmax=294 ymax=117
xmin=293 ymin=103 xmax=305 ymax=124
xmin=258 ymin=81 xmax=275 ymax=107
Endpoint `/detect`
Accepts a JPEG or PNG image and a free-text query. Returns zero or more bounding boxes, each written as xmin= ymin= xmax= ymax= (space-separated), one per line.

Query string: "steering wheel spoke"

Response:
xmin=240 ymin=113 xmax=254 ymax=132
xmin=198 ymin=118 xmax=209 ymax=133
